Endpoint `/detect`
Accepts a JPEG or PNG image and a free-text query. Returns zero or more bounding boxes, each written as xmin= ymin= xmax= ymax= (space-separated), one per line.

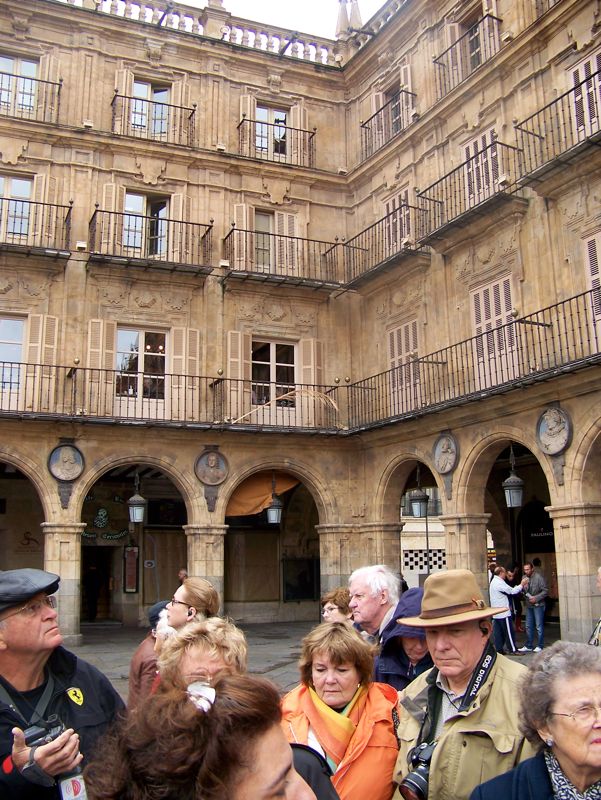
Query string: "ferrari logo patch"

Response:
xmin=67 ymin=687 xmax=84 ymax=706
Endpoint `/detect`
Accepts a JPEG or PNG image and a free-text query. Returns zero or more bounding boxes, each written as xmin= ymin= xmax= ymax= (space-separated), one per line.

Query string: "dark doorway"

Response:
xmin=81 ymin=547 xmax=113 ymax=621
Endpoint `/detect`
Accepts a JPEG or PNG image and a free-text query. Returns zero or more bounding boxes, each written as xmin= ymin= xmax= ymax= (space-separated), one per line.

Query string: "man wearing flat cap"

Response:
xmin=392 ymin=569 xmax=536 ymax=800
xmin=0 ymin=568 xmax=124 ymax=799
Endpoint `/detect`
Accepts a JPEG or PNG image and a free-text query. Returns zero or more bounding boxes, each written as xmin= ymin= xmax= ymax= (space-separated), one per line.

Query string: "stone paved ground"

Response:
xmin=70 ymin=619 xmax=562 ymax=701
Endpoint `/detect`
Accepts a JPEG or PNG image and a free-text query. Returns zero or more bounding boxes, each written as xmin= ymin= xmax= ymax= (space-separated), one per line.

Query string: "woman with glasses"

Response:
xmin=165 ymin=576 xmax=219 ymax=630
xmin=321 ymin=589 xmax=353 ymax=624
xmin=470 ymin=641 xmax=601 ymax=800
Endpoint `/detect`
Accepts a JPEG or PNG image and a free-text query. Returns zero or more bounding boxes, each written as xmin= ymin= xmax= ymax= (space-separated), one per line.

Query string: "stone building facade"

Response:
xmin=0 ymin=0 xmax=600 ymax=642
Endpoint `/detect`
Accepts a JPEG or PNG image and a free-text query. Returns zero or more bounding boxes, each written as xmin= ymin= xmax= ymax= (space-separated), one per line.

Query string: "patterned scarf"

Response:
xmin=302 ymin=684 xmax=369 ymax=773
xmin=544 ymin=749 xmax=601 ymax=799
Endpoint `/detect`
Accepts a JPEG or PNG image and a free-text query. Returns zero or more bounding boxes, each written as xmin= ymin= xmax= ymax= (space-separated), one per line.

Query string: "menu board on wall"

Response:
xmin=123 ymin=546 xmax=139 ymax=593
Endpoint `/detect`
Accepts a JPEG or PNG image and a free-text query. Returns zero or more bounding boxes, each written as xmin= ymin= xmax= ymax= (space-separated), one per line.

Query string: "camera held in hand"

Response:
xmin=24 ymin=714 xmax=65 ymax=748
xmin=399 ymin=740 xmax=437 ymax=800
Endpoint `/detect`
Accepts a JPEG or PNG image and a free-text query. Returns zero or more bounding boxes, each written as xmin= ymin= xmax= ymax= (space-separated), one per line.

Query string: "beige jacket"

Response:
xmin=392 ymin=654 xmax=537 ymax=800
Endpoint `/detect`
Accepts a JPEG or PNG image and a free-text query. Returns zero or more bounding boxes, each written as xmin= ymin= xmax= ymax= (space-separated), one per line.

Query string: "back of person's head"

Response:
xmin=158 ymin=617 xmax=247 ymax=689
xmin=181 ymin=577 xmax=220 ymax=619
xmin=298 ymin=621 xmax=375 ymax=688
xmin=84 ymin=674 xmax=281 ymax=800
xmin=494 ymin=565 xmax=506 ymax=576
xmin=348 ymin=564 xmax=400 ymax=606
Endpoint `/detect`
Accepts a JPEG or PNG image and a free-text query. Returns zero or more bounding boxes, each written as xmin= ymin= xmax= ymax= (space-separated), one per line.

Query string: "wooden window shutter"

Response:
xmin=171 ymin=326 xmax=199 ymax=419
xmin=113 ymin=68 xmax=135 ymax=133
xmin=227 ymin=331 xmax=251 ymax=422
xmin=400 ymin=62 xmax=414 ymax=119
xmin=87 ymin=319 xmax=116 ymax=374
xmin=26 ymin=314 xmax=43 ymax=366
xmin=42 ymin=316 xmax=58 ymax=372
xmin=233 ymin=204 xmax=254 ymax=268
xmin=290 ymin=103 xmax=308 ymax=164
xmin=300 ymin=338 xmax=323 ymax=386
xmin=274 ymin=212 xmax=297 ymax=274
xmin=239 ymin=94 xmax=256 ymax=157
xmin=99 ymin=183 xmax=125 ymax=251
xmin=586 ymin=236 xmax=601 ymax=321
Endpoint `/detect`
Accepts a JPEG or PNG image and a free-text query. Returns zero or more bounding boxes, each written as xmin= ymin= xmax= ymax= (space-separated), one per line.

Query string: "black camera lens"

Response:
xmin=399 ymin=765 xmax=429 ymax=800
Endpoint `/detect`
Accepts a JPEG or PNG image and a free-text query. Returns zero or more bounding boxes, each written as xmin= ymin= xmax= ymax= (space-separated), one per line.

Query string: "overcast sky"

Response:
xmin=181 ymin=1 xmax=386 ymax=39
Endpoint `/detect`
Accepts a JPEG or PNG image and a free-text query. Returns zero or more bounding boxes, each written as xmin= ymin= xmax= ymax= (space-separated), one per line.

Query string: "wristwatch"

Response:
xmin=21 ymin=745 xmax=56 ymax=787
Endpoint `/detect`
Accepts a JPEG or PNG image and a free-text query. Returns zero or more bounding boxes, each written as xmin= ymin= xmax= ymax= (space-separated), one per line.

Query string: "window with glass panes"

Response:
xmin=0 ymin=317 xmax=23 ymax=388
xmin=0 ymin=175 xmax=32 ymax=241
xmin=115 ymin=328 xmax=166 ymax=399
xmin=251 ymin=340 xmax=296 ymax=406
xmin=123 ymin=192 xmax=168 ymax=257
xmin=255 ymin=106 xmax=288 ymax=160
xmin=0 ymin=55 xmax=37 ymax=117
xmin=131 ymin=81 xmax=170 ymax=138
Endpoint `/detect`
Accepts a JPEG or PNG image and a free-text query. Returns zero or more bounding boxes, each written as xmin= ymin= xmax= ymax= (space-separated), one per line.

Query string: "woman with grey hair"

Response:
xmin=470 ymin=641 xmax=601 ymax=799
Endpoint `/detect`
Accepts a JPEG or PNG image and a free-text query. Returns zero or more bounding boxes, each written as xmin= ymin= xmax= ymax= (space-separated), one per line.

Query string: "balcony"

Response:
xmin=515 ymin=67 xmax=601 ymax=184
xmin=416 ymin=140 xmax=524 ymax=243
xmin=238 ymin=117 xmax=316 ymax=168
xmin=0 ymin=364 xmax=343 ymax=432
xmin=88 ymin=209 xmax=213 ymax=273
xmin=342 ymin=204 xmax=426 ymax=286
xmin=347 ymin=288 xmax=601 ymax=430
xmin=0 ymin=199 xmax=72 ymax=254
xmin=2 ymin=291 xmax=599 ymax=433
xmin=536 ymin=0 xmax=562 ymax=16
xmin=434 ymin=15 xmax=502 ymax=100
xmin=223 ymin=227 xmax=342 ymax=287
xmin=0 ymin=71 xmax=61 ymax=124
xmin=111 ymin=92 xmax=196 ymax=147
xmin=360 ymin=89 xmax=417 ymax=161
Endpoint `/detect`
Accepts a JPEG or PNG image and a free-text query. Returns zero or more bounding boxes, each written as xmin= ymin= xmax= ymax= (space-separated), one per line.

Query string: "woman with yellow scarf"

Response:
xmin=281 ymin=622 xmax=400 ymax=800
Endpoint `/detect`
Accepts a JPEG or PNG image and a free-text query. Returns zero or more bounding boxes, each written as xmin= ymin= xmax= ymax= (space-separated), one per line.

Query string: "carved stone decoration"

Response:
xmin=134 ymin=156 xmax=167 ymax=185
xmin=536 ymin=406 xmax=572 ymax=456
xmin=100 ymin=285 xmax=128 ymax=307
xmin=0 ymin=278 xmax=15 ymax=295
xmin=195 ymin=447 xmax=228 ymax=512
xmin=145 ymin=38 xmax=164 ymax=64
xmin=455 ymin=252 xmax=473 ymax=285
xmin=48 ymin=445 xmax=85 ymax=482
xmin=266 ymin=303 xmax=287 ymax=322
xmin=164 ymin=293 xmax=190 ymax=312
xmin=475 ymin=244 xmax=496 ymax=266
xmin=267 ymin=71 xmax=283 ymax=93
xmin=238 ymin=299 xmax=264 ymax=320
xmin=293 ymin=306 xmax=317 ymax=327
xmin=133 ymin=291 xmax=157 ymax=309
xmin=57 ymin=481 xmax=73 ymax=510
xmin=20 ymin=277 xmax=50 ymax=298
xmin=261 ymin=176 xmax=291 ymax=205
xmin=433 ymin=432 xmax=458 ymax=475
xmin=0 ymin=139 xmax=27 ymax=165
xmin=551 ymin=453 xmax=565 ymax=487
xmin=11 ymin=14 xmax=31 ymax=39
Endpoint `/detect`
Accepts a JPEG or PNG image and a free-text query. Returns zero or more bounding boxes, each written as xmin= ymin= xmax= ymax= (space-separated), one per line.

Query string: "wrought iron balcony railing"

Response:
xmin=88 ymin=209 xmax=213 ymax=270
xmin=0 ymin=198 xmax=72 ymax=251
xmin=416 ymin=140 xmax=523 ymax=241
xmin=1 ymin=291 xmax=600 ymax=432
xmin=111 ymin=92 xmax=196 ymax=147
xmin=238 ymin=116 xmax=316 ymax=168
xmin=536 ymin=0 xmax=562 ymax=16
xmin=434 ymin=15 xmax=502 ymax=100
xmin=360 ymin=89 xmax=417 ymax=161
xmin=515 ymin=66 xmax=601 ymax=181
xmin=223 ymin=226 xmax=342 ymax=285
xmin=0 ymin=364 xmax=343 ymax=431
xmin=0 ymin=71 xmax=62 ymax=124
xmin=342 ymin=204 xmax=425 ymax=284
xmin=347 ymin=288 xmax=601 ymax=430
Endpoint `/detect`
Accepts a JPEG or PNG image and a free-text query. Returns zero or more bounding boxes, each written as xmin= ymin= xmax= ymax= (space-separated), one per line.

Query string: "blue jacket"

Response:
xmin=374 ymin=588 xmax=433 ymax=691
xmin=470 ymin=751 xmax=552 ymax=800
xmin=0 ymin=645 xmax=125 ymax=799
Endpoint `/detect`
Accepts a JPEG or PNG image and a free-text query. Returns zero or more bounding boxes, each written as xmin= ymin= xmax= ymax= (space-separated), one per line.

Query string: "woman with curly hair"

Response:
xmin=84 ymin=673 xmax=315 ymax=800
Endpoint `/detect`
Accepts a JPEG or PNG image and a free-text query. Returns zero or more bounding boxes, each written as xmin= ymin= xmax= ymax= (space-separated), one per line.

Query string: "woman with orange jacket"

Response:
xmin=281 ymin=622 xmax=399 ymax=800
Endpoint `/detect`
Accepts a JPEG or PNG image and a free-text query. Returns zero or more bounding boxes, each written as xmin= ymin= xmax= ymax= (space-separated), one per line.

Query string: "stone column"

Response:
xmin=439 ymin=513 xmax=491 ymax=590
xmin=546 ymin=503 xmax=601 ymax=641
xmin=184 ymin=524 xmax=228 ymax=603
xmin=42 ymin=522 xmax=86 ymax=646
xmin=317 ymin=522 xmax=402 ymax=591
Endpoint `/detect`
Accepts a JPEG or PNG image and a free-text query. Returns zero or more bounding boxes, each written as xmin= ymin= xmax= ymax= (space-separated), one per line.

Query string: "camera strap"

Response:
xmin=0 ymin=672 xmax=55 ymax=727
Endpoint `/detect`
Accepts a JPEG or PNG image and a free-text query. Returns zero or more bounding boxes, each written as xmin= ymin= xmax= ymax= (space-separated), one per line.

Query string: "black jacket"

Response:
xmin=0 ymin=645 xmax=125 ymax=799
xmin=470 ymin=751 xmax=553 ymax=800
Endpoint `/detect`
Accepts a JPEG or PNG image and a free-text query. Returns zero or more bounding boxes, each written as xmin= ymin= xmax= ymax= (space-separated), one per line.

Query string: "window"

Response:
xmin=388 ymin=320 xmax=420 ymax=414
xmin=570 ymin=51 xmax=601 ymax=139
xmin=0 ymin=175 xmax=32 ymax=242
xmin=384 ymin=189 xmax=412 ymax=250
xmin=0 ymin=317 xmax=23 ymax=389
xmin=464 ymin=129 xmax=498 ymax=207
xmin=115 ymin=328 xmax=166 ymax=400
xmin=585 ymin=235 xmax=601 ymax=336
xmin=123 ymin=192 xmax=168 ymax=257
xmin=256 ymin=105 xmax=288 ymax=161
xmin=131 ymin=80 xmax=170 ymax=139
xmin=0 ymin=55 xmax=37 ymax=118
xmin=471 ymin=276 xmax=516 ymax=388
xmin=251 ymin=340 xmax=296 ymax=407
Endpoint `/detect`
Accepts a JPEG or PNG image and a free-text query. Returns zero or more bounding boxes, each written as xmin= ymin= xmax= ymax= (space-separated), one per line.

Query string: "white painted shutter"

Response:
xmin=275 ymin=212 xmax=297 ymax=275
xmin=233 ymin=204 xmax=254 ymax=269
xmin=290 ymin=103 xmax=308 ymax=165
xmin=586 ymin=236 xmax=601 ymax=326
xmin=227 ymin=331 xmax=251 ymax=421
xmin=239 ymin=94 xmax=256 ymax=157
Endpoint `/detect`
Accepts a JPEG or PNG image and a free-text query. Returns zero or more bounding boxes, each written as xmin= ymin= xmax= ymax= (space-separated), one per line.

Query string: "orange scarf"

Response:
xmin=302 ymin=685 xmax=368 ymax=770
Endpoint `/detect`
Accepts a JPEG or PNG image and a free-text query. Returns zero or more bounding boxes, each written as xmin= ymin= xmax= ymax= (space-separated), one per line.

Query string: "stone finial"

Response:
xmin=336 ymin=0 xmax=350 ymax=39
xmin=349 ymin=0 xmax=363 ymax=29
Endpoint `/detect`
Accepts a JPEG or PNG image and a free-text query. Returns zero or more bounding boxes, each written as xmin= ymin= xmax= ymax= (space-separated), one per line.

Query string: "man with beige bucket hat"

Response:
xmin=392 ymin=569 xmax=537 ymax=800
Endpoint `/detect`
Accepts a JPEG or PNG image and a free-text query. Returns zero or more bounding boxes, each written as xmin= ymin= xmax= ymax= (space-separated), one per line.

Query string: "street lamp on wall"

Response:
xmin=266 ymin=471 xmax=283 ymax=525
xmin=127 ymin=472 xmax=147 ymax=525
xmin=409 ymin=464 xmax=431 ymax=576
xmin=502 ymin=444 xmax=524 ymax=509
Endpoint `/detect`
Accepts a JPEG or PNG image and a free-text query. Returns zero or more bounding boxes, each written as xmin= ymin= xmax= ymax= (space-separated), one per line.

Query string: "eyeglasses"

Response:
xmin=322 ymin=605 xmax=340 ymax=616
xmin=168 ymin=597 xmax=190 ymax=609
xmin=1 ymin=595 xmax=57 ymax=621
xmin=551 ymin=704 xmax=601 ymax=725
